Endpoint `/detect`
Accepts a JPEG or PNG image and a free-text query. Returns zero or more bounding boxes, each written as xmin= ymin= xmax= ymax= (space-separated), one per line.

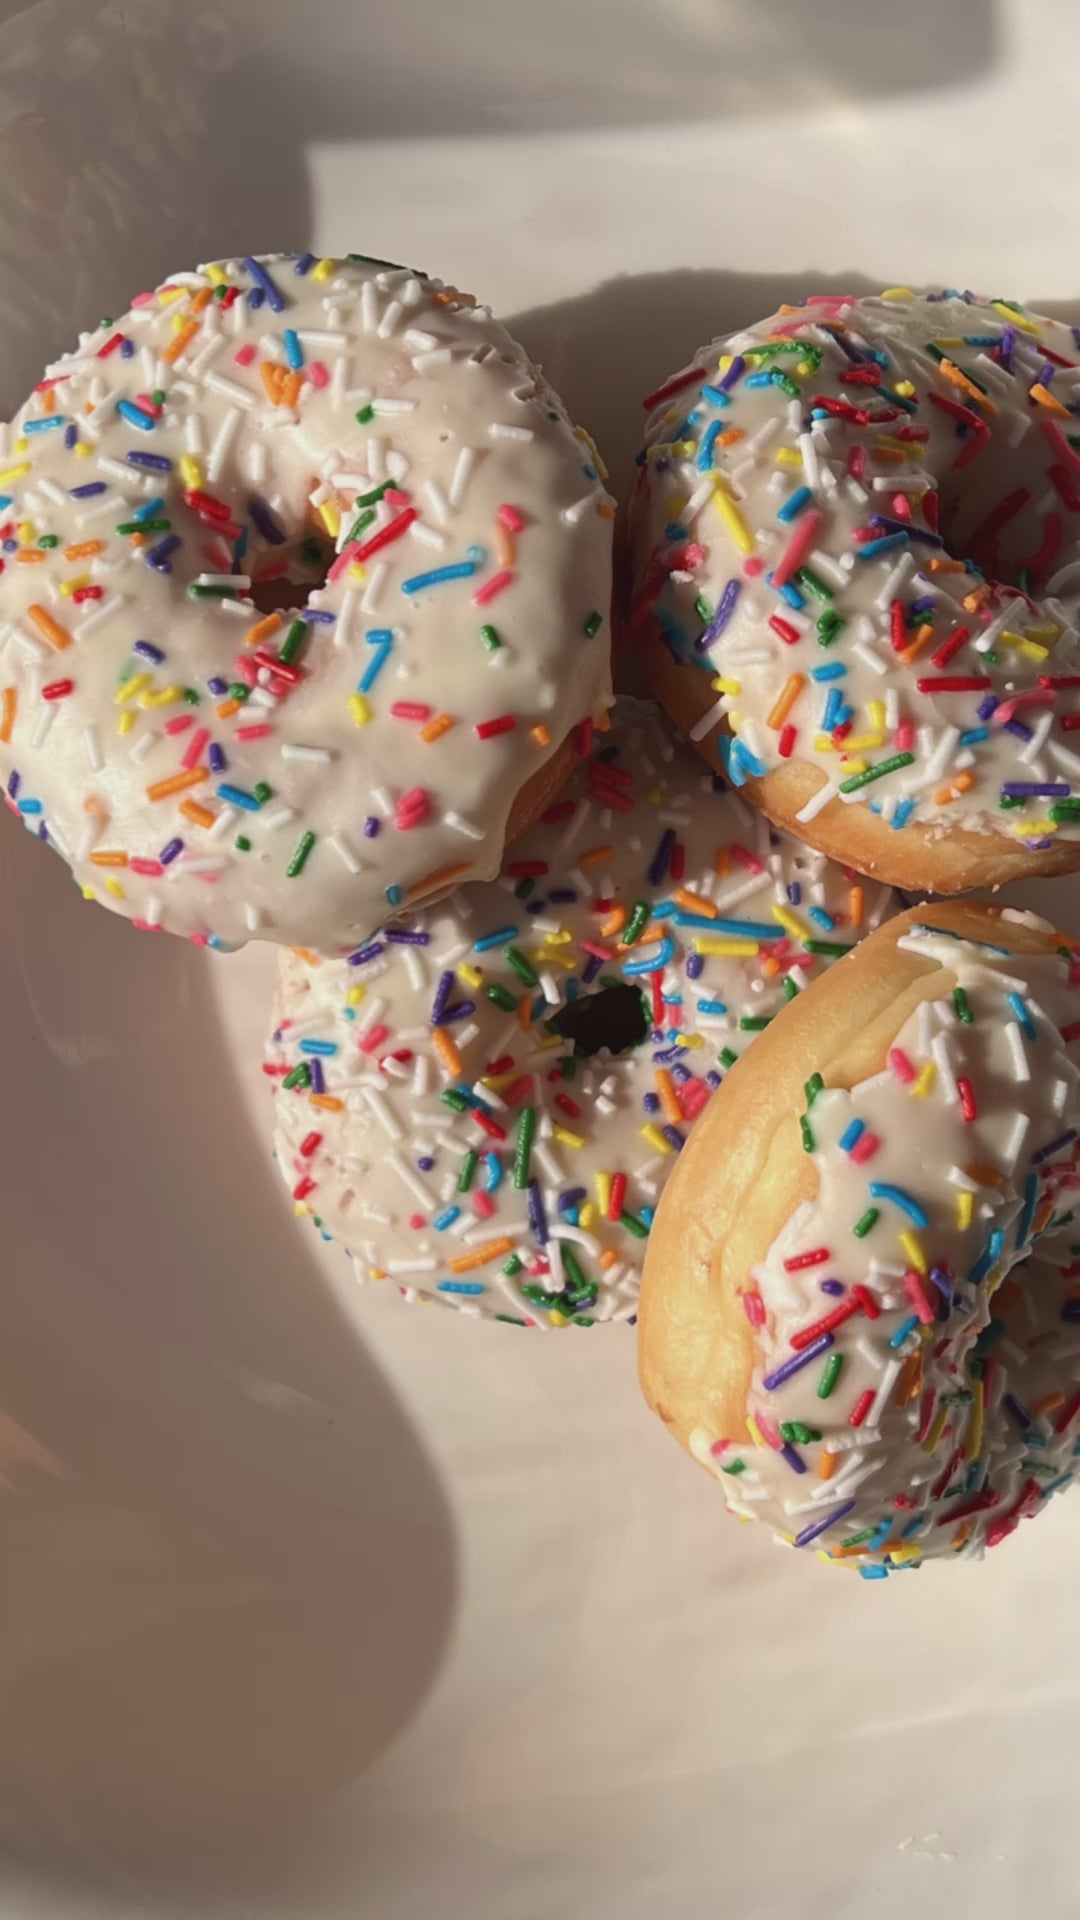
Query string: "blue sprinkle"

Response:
xmin=483 ymin=1152 xmax=504 ymax=1193
xmin=299 ymin=1038 xmax=338 ymax=1057
xmin=401 ymin=561 xmax=477 ymax=594
xmin=891 ymin=798 xmax=916 ymax=830
xmin=243 ymin=256 xmax=286 ymax=312
xmin=215 ymin=783 xmax=260 ymax=811
xmin=889 ymin=1315 xmax=920 ymax=1349
xmin=839 ymin=1119 xmax=865 ymax=1153
xmin=959 ymin=726 xmax=989 ymax=746
xmin=437 ymin=1280 xmax=486 ymax=1295
xmin=855 ymin=531 xmax=909 ymax=561
xmin=695 ymin=998 xmax=728 ymax=1016
xmin=433 ymin=1207 xmax=462 ymax=1231
xmin=473 ymin=926 xmax=517 ymax=952
xmin=969 ymin=1227 xmax=1006 ymax=1285
xmin=1007 ymin=992 xmax=1037 ymax=1042
xmin=810 ymin=662 xmax=847 ymax=682
xmin=808 ymin=906 xmax=835 ymax=932
xmin=283 ymin=328 xmax=303 ymax=370
xmin=699 ymin=384 xmax=731 ymax=408
xmin=23 ymin=415 xmax=65 ymax=433
xmin=697 ymin=421 xmax=722 ymax=471
xmin=17 ymin=798 xmax=42 ymax=814
xmin=1015 ymin=1173 xmax=1038 ymax=1249
xmin=777 ymin=485 xmax=813 ymax=523
xmin=116 ymin=398 xmax=156 ymax=432
xmin=868 ymin=1182 xmax=929 ymax=1227
xmin=134 ymin=495 xmax=166 ymax=522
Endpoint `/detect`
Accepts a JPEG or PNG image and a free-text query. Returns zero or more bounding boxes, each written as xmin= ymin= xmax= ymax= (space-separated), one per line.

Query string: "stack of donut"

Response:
xmin=5 ymin=263 xmax=1080 ymax=1573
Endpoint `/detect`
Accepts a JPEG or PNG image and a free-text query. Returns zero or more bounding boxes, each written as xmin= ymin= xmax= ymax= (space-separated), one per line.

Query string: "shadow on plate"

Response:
xmin=0 ymin=819 xmax=458 ymax=1908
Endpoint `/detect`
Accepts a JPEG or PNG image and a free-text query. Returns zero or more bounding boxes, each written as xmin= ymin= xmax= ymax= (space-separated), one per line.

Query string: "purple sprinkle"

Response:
xmin=582 ymin=953 xmax=603 ymax=984
xmin=687 ymin=951 xmax=704 ymax=979
xmin=208 ymin=742 xmax=226 ymax=774
xmin=249 ymin=497 xmax=287 ymax=545
xmin=999 ymin=327 xmax=1017 ymax=371
xmin=647 ymin=826 xmax=676 ymax=887
xmin=440 ymin=1000 xmax=476 ymax=1024
xmin=120 ymin=337 xmax=136 ymax=358
xmin=527 ymin=1178 xmax=548 ymax=1246
xmin=671 ymin=1064 xmax=691 ymax=1085
xmin=1003 ymin=718 xmax=1034 ymax=742
xmin=243 ymin=256 xmax=286 ymax=313
xmin=787 ymin=880 xmax=802 ymax=906
xmin=1003 ymin=1392 xmax=1033 ymax=1431
xmin=363 ymin=816 xmax=380 ymax=838
xmin=385 ymin=928 xmax=431 ymax=945
xmin=159 ymin=837 xmax=183 ymax=865
xmin=430 ymin=970 xmax=454 ymax=1024
xmin=1038 ymin=363 xmax=1056 ymax=389
xmin=133 ymin=640 xmax=165 ymax=663
xmin=417 ymin=1155 xmax=435 ymax=1173
xmin=1001 ymin=782 xmax=1069 ymax=798
xmin=780 ymin=1443 xmax=807 ymax=1475
xmin=706 ymin=1070 xmax=722 ymax=1090
xmin=145 ymin=533 xmax=181 ymax=571
xmin=63 ymin=424 xmax=77 ymax=449
xmin=662 ymin=1124 xmax=685 ymax=1151
xmin=977 ymin=693 xmax=999 ymax=722
xmin=347 ymin=941 xmax=384 ymax=966
xmin=294 ymin=252 xmax=316 ymax=276
xmin=762 ymin=1330 xmax=834 ymax=1392
xmin=207 ymin=676 xmax=227 ymax=697
xmin=719 ymin=354 xmax=746 ymax=392
xmin=820 ymin=1278 xmax=846 ymax=1296
xmin=1023 ymin=838 xmax=1054 ymax=851
xmin=794 ymin=1500 xmax=857 ymax=1549
xmin=69 ymin=481 xmax=107 ymax=498
xmin=1033 ymin=1128 xmax=1077 ymax=1165
xmin=643 ymin=1092 xmax=660 ymax=1114
xmin=247 ymin=286 xmax=265 ymax=310
xmin=301 ymin=609 xmax=336 ymax=624
xmin=7 ymin=769 xmax=20 ymax=798
xmin=697 ymin=577 xmax=741 ymax=651
xmin=549 ymin=887 xmax=577 ymax=903
xmin=559 ymin=1188 xmax=586 ymax=1213
xmin=125 ymin=451 xmax=172 ymax=472
xmin=309 ymin=1057 xmax=325 ymax=1095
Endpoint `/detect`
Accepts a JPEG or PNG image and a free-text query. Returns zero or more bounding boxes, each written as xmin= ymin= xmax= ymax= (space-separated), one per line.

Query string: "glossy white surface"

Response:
xmin=4 ymin=0 xmax=1080 ymax=1914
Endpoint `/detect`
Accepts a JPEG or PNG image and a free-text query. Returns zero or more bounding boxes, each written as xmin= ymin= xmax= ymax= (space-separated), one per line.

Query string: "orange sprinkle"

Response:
xmin=966 ymin=1162 xmax=1004 ymax=1187
xmin=406 ymin=860 xmax=473 ymax=897
xmin=848 ymin=884 xmax=864 ymax=928
xmin=939 ymin=358 xmax=997 ymax=414
xmin=926 ymin=557 xmax=968 ymax=574
xmin=531 ymin=724 xmax=551 ymax=747
xmin=63 ymin=540 xmax=103 ymax=561
xmin=655 ymin=1068 xmax=682 ymax=1125
xmin=898 ymin=623 xmax=935 ymax=664
xmin=761 ymin=955 xmax=782 ymax=978
xmin=675 ymin=886 xmax=717 ymax=919
xmin=245 ymin=612 xmax=283 ymax=649
xmin=190 ymin=286 xmax=214 ymax=314
xmin=146 ymin=766 xmax=209 ymax=803
xmin=962 ymin=585 xmax=993 ymax=613
xmin=817 ymin=1449 xmax=838 ymax=1481
xmin=494 ymin=523 xmax=516 ymax=568
xmin=869 ymin=445 xmax=905 ymax=465
xmin=420 ymin=713 xmax=454 ymax=743
xmin=42 ymin=388 xmax=56 ymax=416
xmin=261 ymin=361 xmax=284 ymax=405
xmin=596 ymin=502 xmax=616 ymax=521
xmin=448 ymin=1236 xmax=515 ymax=1274
xmin=282 ymin=370 xmax=303 ymax=409
xmin=600 ymin=904 xmax=627 ymax=939
xmin=15 ymin=548 xmax=46 ymax=564
xmin=897 ymin=1350 xmax=924 ymax=1405
xmin=598 ymin=1249 xmax=618 ymax=1270
xmin=216 ymin=698 xmax=242 ymax=720
xmin=291 ymin=946 xmax=323 ymax=967
xmin=431 ymin=1027 xmax=463 ymax=1078
xmin=714 ymin=847 xmax=732 ymax=878
xmin=27 ymin=604 xmax=72 ymax=651
xmin=310 ymin=1094 xmax=345 ymax=1113
xmin=1032 ymin=1392 xmax=1066 ymax=1417
xmin=766 ymin=672 xmax=805 ymax=731
xmin=580 ymin=843 xmax=616 ymax=867
xmin=89 ymin=850 xmax=129 ymax=868
xmin=162 ymin=320 xmax=199 ymax=364
xmin=0 ymin=687 xmax=15 ymax=743
xmin=933 ymin=770 xmax=974 ymax=805
xmin=1030 ymin=383 xmax=1070 ymax=419
xmin=179 ymin=798 xmax=215 ymax=828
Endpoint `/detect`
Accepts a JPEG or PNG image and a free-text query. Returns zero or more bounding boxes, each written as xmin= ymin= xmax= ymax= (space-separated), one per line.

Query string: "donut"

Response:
xmin=638 ymin=899 xmax=1080 ymax=1572
xmin=627 ymin=289 xmax=1080 ymax=893
xmin=263 ymin=699 xmax=895 ymax=1326
xmin=0 ymin=253 xmax=613 ymax=949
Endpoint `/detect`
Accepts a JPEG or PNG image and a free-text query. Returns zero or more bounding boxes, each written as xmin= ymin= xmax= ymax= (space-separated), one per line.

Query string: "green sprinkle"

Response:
xmin=286 ymin=830 xmax=316 ymax=877
xmin=183 ymin=689 xmax=201 ymax=705
xmin=795 ymin=566 xmax=834 ymax=602
xmin=817 ymin=1352 xmax=844 ymax=1399
xmin=354 ymin=480 xmax=392 ymax=510
xmin=506 ymin=946 xmax=539 ymax=987
xmin=620 ymin=1210 xmax=650 ymax=1240
xmin=227 ymin=682 xmax=251 ymax=702
xmin=953 ymin=986 xmax=973 ymax=1024
xmin=37 ymin=534 xmax=59 ymax=548
xmin=495 ymin=1311 xmax=527 ymax=1327
xmin=804 ymin=1072 xmax=824 ymax=1105
xmin=800 ymin=1115 xmax=815 ymax=1153
xmin=816 ymin=610 xmax=846 ymax=648
xmin=853 ymin=1206 xmax=880 ymax=1239
xmin=839 ymin=751 xmax=916 ymax=794
xmin=441 ymin=1089 xmax=469 ymax=1113
xmin=189 ymin=583 xmax=239 ymax=599
xmin=485 ymin=983 xmax=519 ymax=1012
xmin=1050 ymin=801 xmax=1080 ymax=822
xmin=345 ymin=507 xmax=376 ymax=544
xmin=278 ymin=619 xmax=308 ymax=666
xmin=740 ymin=1015 xmax=771 ymax=1031
xmin=458 ymin=1149 xmax=478 ymax=1193
xmin=772 ymin=371 xmax=802 ymax=399
xmin=502 ymin=1252 xmax=524 ymax=1279
xmin=840 ymin=1527 xmax=876 ymax=1549
xmin=803 ymin=939 xmax=853 ymax=958
xmin=253 ymin=780 xmax=273 ymax=803
xmin=782 ymin=976 xmax=798 ymax=1001
xmin=559 ymin=1053 xmax=578 ymax=1080
xmin=300 ymin=536 xmax=323 ymax=566
xmin=514 ymin=877 xmax=534 ymax=901
xmin=355 ymin=403 xmax=375 ymax=425
xmin=998 ymin=795 xmax=1026 ymax=810
xmin=282 ymin=1061 xmax=311 ymax=1091
xmin=480 ymin=623 xmax=503 ymax=653
xmin=562 ymin=1246 xmax=590 ymax=1296
xmin=583 ymin=610 xmax=603 ymax=638
xmin=150 ymin=388 xmax=166 ymax=407
xmin=695 ymin=593 xmax=713 ymax=624
xmin=622 ymin=900 xmax=651 ymax=947
xmin=719 ymin=1046 xmax=738 ymax=1069
xmin=115 ymin=518 xmax=170 ymax=535
xmin=780 ymin=1420 xmax=822 ymax=1444
xmin=513 ymin=1106 xmax=536 ymax=1188
xmin=720 ymin=1457 xmax=746 ymax=1475
xmin=235 ymin=834 xmax=252 ymax=852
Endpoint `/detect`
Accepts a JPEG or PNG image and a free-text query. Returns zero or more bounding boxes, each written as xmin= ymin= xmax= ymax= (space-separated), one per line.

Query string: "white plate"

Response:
xmin=4 ymin=1 xmax=1080 ymax=1914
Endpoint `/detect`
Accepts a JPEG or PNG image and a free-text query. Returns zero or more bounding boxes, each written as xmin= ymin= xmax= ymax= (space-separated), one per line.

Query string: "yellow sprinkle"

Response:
xmin=965 ymin=1379 xmax=985 ymax=1462
xmin=882 ymin=287 xmax=916 ymax=300
xmin=17 ymin=519 xmax=34 ymax=544
xmin=922 ymin=1405 xmax=949 ymax=1454
xmin=775 ymin=447 xmax=803 ymax=467
xmin=103 ymin=877 xmax=125 ymax=897
xmin=912 ymin=1060 xmax=936 ymax=1098
xmin=837 ymin=757 xmax=868 ymax=776
xmin=866 ymin=699 xmax=886 ymax=732
xmin=594 ymin=1171 xmax=612 ymax=1215
xmin=157 ymin=284 xmax=185 ymax=304
xmin=554 ymin=1128 xmax=585 ymax=1150
xmin=746 ymin=1415 xmax=768 ymax=1451
xmin=772 ymin=904 xmax=811 ymax=941
xmin=312 ymin=258 xmax=335 ymax=281
xmin=674 ymin=1033 xmax=705 ymax=1050
xmin=955 ymin=1189 xmax=973 ymax=1231
xmin=0 ymin=463 xmax=30 ymax=486
xmin=457 ymin=963 xmax=483 ymax=989
xmin=713 ymin=676 xmax=741 ymax=697
xmin=839 ymin=732 xmax=886 ymax=752
xmin=547 ymin=1309 xmax=571 ymax=1327
xmin=81 ymin=885 xmax=96 ymax=900
xmin=1011 ymin=817 xmax=1057 ymax=837
xmin=899 ymin=1230 xmax=927 ymax=1275
xmin=694 ymin=936 xmax=761 ymax=957
xmin=991 ymin=300 xmax=1039 ymax=332
xmin=640 ymin=1124 xmax=673 ymax=1155
xmin=999 ymin=630 xmax=1049 ymax=661
xmin=204 ymin=264 xmax=227 ymax=284
xmin=139 ymin=685 xmax=186 ymax=708
xmin=1025 ymin=624 xmax=1060 ymax=643
xmin=348 ymin=563 xmax=366 ymax=580
xmin=74 ymin=443 xmax=92 ymax=459
xmin=318 ymin=500 xmax=341 ymax=538
xmin=874 ymin=434 xmax=920 ymax=456
xmin=887 ymin=1545 xmax=923 ymax=1566
xmin=115 ymin=711 xmax=136 ymax=735
xmin=349 ymin=694 xmax=371 ymax=726
xmin=713 ymin=486 xmax=754 ymax=554
xmin=346 ymin=984 xmax=366 ymax=1007
xmin=114 ymin=672 xmax=151 ymax=705
xmin=58 ymin=576 xmax=91 ymax=597
xmin=894 ymin=380 xmax=916 ymax=398
xmin=179 ymin=454 xmax=203 ymax=489
xmin=575 ymin=423 xmax=609 ymax=481
xmin=579 ymin=1203 xmax=597 ymax=1231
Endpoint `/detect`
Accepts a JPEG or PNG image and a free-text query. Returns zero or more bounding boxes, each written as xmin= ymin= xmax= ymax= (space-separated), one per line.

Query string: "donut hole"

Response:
xmin=245 ymin=526 xmax=335 ymax=618
xmin=549 ymin=982 xmax=649 ymax=1058
xmin=937 ymin=431 xmax=1068 ymax=592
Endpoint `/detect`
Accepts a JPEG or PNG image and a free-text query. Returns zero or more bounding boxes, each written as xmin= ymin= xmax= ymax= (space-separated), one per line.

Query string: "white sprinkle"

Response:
xmin=798 ymin=432 xmax=820 ymax=490
xmin=97 ymin=454 xmax=147 ymax=487
xmin=82 ymin=724 xmax=103 ymax=770
xmin=31 ymin=702 xmax=57 ymax=748
xmin=333 ymin=588 xmax=357 ymax=651
xmin=205 ymin=370 xmax=257 ymax=411
xmin=360 ymin=562 xmax=387 ymax=612
xmin=563 ymin=489 xmax=602 ymax=524
xmin=488 ymin=422 xmax=535 ymax=442
xmin=689 ymin=697 xmax=727 ymax=742
xmin=422 ymin=480 xmax=449 ymax=526
xmin=444 ymin=811 xmax=484 ymax=839
xmin=130 ymin=730 xmax=157 ymax=763
xmin=209 ymin=805 xmax=239 ymax=842
xmin=360 ymin=280 xmax=379 ymax=334
xmin=244 ymin=904 xmax=262 ymax=934
xmin=298 ymin=329 xmax=348 ymax=348
xmin=376 ymin=301 xmax=403 ymax=339
xmin=280 ymin=744 xmax=333 ymax=764
xmin=183 ymin=412 xmax=205 ymax=455
xmin=449 ymin=447 xmax=477 ymax=508
xmin=1004 ymin=1021 xmax=1031 ymax=1083
xmin=373 ymin=398 xmax=416 ymax=415
xmin=930 ymin=1033 xmax=959 ymax=1105
xmin=13 ymin=629 xmax=48 ymax=664
xmin=795 ymin=780 xmax=839 ymax=824
xmin=1000 ymin=1111 xmax=1030 ymax=1172
xmin=409 ymin=521 xmax=446 ymax=551
xmin=245 ymin=439 xmax=267 ymax=487
xmin=261 ymin=806 xmax=297 ymax=832
xmin=367 ymin=436 xmax=385 ymax=482
xmin=207 ymin=407 xmax=241 ymax=483
xmin=361 ymin=1085 xmax=402 ymax=1140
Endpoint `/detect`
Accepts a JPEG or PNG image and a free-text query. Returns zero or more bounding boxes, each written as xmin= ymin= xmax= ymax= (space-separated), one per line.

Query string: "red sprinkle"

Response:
xmin=41 ymin=679 xmax=74 ymax=700
xmin=475 ymin=714 xmax=516 ymax=740
xmin=608 ymin=1172 xmax=627 ymax=1221
xmin=783 ymin=1247 xmax=830 ymax=1271
xmin=957 ymin=1076 xmax=977 ymax=1122
xmin=848 ymin=1389 xmax=876 ymax=1429
xmin=299 ymin=1131 xmax=323 ymax=1159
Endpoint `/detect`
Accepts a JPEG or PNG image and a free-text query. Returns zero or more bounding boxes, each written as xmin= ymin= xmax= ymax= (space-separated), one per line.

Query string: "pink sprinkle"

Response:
xmin=678 ymin=1080 xmax=710 ymax=1120
xmin=395 ymin=787 xmax=431 ymax=830
xmin=391 ymin=701 xmax=432 ymax=722
xmin=894 ymin=719 xmax=915 ymax=753
xmin=473 ymin=568 xmax=515 ymax=607
xmin=327 ymin=540 xmax=363 ymax=583
xmin=181 ymin=727 xmax=210 ymax=771
xmin=359 ymin=1023 xmax=390 ymax=1055
xmin=904 ymin=1268 xmax=936 ymax=1325
xmin=130 ymin=857 xmax=164 ymax=877
xmin=889 ymin=1046 xmax=916 ymax=1084
xmin=131 ymin=917 xmax=163 ymax=932
xmin=742 ymin=1289 xmax=766 ymax=1327
xmin=891 ymin=492 xmax=912 ymax=522
xmin=307 ymin=360 xmax=329 ymax=389
xmin=731 ymin=842 xmax=765 ymax=875
xmin=709 ymin=1438 xmax=734 ymax=1460
xmin=496 ymin=503 xmax=526 ymax=532
xmin=164 ymin=715 xmax=194 ymax=736
xmin=771 ymin=509 xmax=825 ymax=589
xmin=743 ymin=555 xmax=766 ymax=577
xmin=408 ymin=1213 xmax=426 ymax=1231
xmin=580 ymin=940 xmax=615 ymax=961
xmin=234 ymin=343 xmax=257 ymax=367
xmin=849 ymin=1130 xmax=880 ymax=1165
xmin=847 ymin=444 xmax=866 ymax=481
xmin=235 ymin=723 xmax=273 ymax=741
xmin=753 ymin=1409 xmax=784 ymax=1451
xmin=472 ymin=1191 xmax=496 ymax=1219
xmin=233 ymin=656 xmax=258 ymax=688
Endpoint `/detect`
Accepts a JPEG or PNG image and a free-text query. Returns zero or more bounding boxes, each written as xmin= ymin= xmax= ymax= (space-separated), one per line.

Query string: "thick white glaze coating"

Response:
xmin=0 ymin=253 xmax=613 ymax=949
xmin=632 ymin=291 xmax=1080 ymax=851
xmin=265 ymin=701 xmax=895 ymax=1324
xmin=688 ymin=914 xmax=1080 ymax=1572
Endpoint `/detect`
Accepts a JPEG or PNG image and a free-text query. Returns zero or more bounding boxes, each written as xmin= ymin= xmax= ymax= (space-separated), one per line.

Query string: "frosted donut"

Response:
xmin=264 ymin=699 xmax=895 ymax=1326
xmin=628 ymin=289 xmax=1080 ymax=893
xmin=639 ymin=900 xmax=1080 ymax=1572
xmin=0 ymin=253 xmax=613 ymax=949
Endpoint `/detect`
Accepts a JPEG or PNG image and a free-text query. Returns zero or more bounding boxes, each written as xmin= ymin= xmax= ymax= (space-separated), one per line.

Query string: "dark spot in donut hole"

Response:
xmin=244 ymin=529 xmax=336 ymax=619
xmin=549 ymin=982 xmax=649 ymax=1058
